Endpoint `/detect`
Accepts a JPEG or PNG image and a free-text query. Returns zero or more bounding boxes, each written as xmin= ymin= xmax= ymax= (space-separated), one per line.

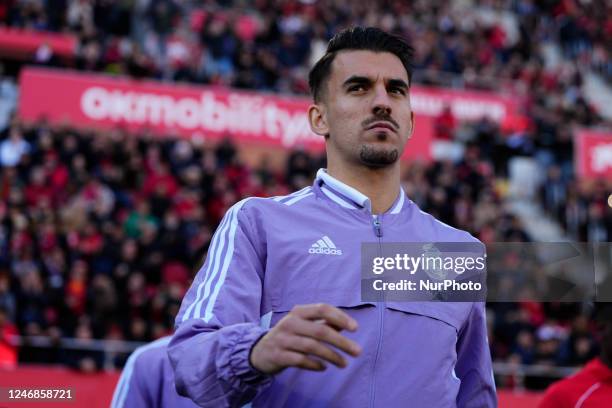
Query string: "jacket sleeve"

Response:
xmin=455 ymin=301 xmax=498 ymax=408
xmin=168 ymin=199 xmax=272 ymax=407
xmin=111 ymin=349 xmax=151 ymax=408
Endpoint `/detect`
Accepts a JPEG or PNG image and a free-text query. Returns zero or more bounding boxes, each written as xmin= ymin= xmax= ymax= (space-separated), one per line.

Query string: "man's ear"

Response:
xmin=308 ymin=103 xmax=330 ymax=138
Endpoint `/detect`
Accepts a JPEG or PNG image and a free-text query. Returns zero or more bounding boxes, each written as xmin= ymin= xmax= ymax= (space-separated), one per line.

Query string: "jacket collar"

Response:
xmin=314 ymin=168 xmax=406 ymax=214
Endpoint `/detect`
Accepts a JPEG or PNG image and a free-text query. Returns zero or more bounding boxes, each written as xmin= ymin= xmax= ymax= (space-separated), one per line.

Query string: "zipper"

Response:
xmin=372 ymin=215 xmax=382 ymax=238
xmin=369 ymin=214 xmax=384 ymax=408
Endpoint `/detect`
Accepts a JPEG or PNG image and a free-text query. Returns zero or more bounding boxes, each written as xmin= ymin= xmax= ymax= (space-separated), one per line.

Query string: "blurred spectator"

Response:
xmin=539 ymin=303 xmax=612 ymax=407
xmin=0 ymin=126 xmax=30 ymax=167
xmin=0 ymin=305 xmax=17 ymax=369
xmin=62 ymin=318 xmax=104 ymax=372
xmin=511 ymin=329 xmax=536 ymax=365
xmin=431 ymin=105 xmax=464 ymax=162
xmin=0 ymin=272 xmax=15 ymax=322
xmin=434 ymin=105 xmax=457 ymax=141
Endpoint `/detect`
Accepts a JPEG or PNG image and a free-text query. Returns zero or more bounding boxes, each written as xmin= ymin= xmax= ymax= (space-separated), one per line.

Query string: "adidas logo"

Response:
xmin=308 ymin=236 xmax=343 ymax=256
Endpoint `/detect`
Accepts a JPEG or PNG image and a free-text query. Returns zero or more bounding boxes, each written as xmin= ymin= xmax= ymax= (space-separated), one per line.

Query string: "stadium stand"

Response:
xmin=0 ymin=0 xmax=610 ymax=401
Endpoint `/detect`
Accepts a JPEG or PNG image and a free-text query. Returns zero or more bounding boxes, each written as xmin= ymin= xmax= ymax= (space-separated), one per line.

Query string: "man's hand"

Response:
xmin=249 ymin=303 xmax=361 ymax=375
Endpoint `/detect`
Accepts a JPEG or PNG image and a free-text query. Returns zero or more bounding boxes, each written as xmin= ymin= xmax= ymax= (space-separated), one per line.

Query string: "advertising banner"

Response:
xmin=0 ymin=28 xmax=76 ymax=59
xmin=575 ymin=128 xmax=612 ymax=179
xmin=19 ymin=67 xmax=520 ymax=160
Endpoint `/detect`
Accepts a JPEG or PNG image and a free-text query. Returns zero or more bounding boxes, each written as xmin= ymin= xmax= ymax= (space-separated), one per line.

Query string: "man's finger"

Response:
xmin=284 ymin=335 xmax=348 ymax=368
xmin=291 ymin=303 xmax=358 ymax=332
xmin=313 ymin=318 xmax=350 ymax=332
xmin=279 ymin=350 xmax=327 ymax=371
xmin=288 ymin=318 xmax=362 ymax=357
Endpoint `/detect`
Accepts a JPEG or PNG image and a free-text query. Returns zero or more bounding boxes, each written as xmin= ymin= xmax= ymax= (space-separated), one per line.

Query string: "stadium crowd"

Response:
xmin=0 ymin=0 xmax=610 ymax=392
xmin=2 ymin=0 xmax=610 ymax=125
xmin=2 ymin=0 xmax=610 ymax=217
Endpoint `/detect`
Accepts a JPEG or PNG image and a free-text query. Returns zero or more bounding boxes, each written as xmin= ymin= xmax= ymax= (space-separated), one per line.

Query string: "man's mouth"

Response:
xmin=366 ymin=122 xmax=396 ymax=132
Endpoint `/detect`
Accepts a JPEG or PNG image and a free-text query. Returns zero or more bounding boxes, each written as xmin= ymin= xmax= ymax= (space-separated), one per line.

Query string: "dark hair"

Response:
xmin=308 ymin=26 xmax=414 ymax=103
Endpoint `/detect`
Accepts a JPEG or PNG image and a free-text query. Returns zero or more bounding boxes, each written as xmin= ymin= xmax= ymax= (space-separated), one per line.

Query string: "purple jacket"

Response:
xmin=111 ymin=336 xmax=199 ymax=408
xmin=169 ymin=169 xmax=497 ymax=407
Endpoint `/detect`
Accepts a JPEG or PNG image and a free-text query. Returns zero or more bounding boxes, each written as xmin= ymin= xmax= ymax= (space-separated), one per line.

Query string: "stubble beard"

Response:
xmin=359 ymin=144 xmax=399 ymax=168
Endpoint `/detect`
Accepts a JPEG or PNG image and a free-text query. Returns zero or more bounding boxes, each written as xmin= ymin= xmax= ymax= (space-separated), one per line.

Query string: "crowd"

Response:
xmin=2 ymin=0 xmax=609 ymax=213
xmin=0 ymin=0 xmax=610 ymax=392
xmin=1 ymin=0 xmax=610 ymax=122
xmin=540 ymin=167 xmax=611 ymax=242
xmin=3 ymin=1 xmax=610 ymax=82
xmin=0 ymin=119 xmax=288 ymax=370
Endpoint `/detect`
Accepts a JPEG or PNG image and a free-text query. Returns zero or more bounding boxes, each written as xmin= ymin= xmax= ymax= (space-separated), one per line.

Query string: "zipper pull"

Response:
xmin=372 ymin=216 xmax=383 ymax=238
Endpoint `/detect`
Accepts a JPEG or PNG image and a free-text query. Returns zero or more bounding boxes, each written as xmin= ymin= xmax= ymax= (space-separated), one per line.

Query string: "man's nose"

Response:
xmin=372 ymin=86 xmax=392 ymax=116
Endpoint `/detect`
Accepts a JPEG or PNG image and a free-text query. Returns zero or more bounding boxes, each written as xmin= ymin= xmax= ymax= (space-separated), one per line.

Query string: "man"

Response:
xmin=111 ymin=336 xmax=198 ymax=408
xmin=169 ymin=26 xmax=497 ymax=407
xmin=539 ymin=303 xmax=612 ymax=407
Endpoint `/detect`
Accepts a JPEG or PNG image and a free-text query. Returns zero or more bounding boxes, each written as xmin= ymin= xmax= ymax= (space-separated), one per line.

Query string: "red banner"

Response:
xmin=18 ymin=67 xmax=519 ymax=160
xmin=0 ymin=365 xmax=118 ymax=408
xmin=0 ymin=365 xmax=542 ymax=408
xmin=575 ymin=129 xmax=612 ymax=179
xmin=0 ymin=28 xmax=76 ymax=59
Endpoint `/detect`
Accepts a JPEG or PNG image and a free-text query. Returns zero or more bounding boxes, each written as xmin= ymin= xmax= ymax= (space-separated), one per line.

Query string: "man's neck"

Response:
xmin=326 ymin=163 xmax=400 ymax=214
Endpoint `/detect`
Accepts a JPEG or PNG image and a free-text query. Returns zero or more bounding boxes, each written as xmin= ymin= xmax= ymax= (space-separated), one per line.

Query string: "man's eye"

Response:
xmin=391 ymin=87 xmax=406 ymax=95
xmin=349 ymin=85 xmax=365 ymax=92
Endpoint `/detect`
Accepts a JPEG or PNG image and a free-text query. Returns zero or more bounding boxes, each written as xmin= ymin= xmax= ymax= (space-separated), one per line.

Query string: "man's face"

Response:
xmin=310 ymin=50 xmax=414 ymax=168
